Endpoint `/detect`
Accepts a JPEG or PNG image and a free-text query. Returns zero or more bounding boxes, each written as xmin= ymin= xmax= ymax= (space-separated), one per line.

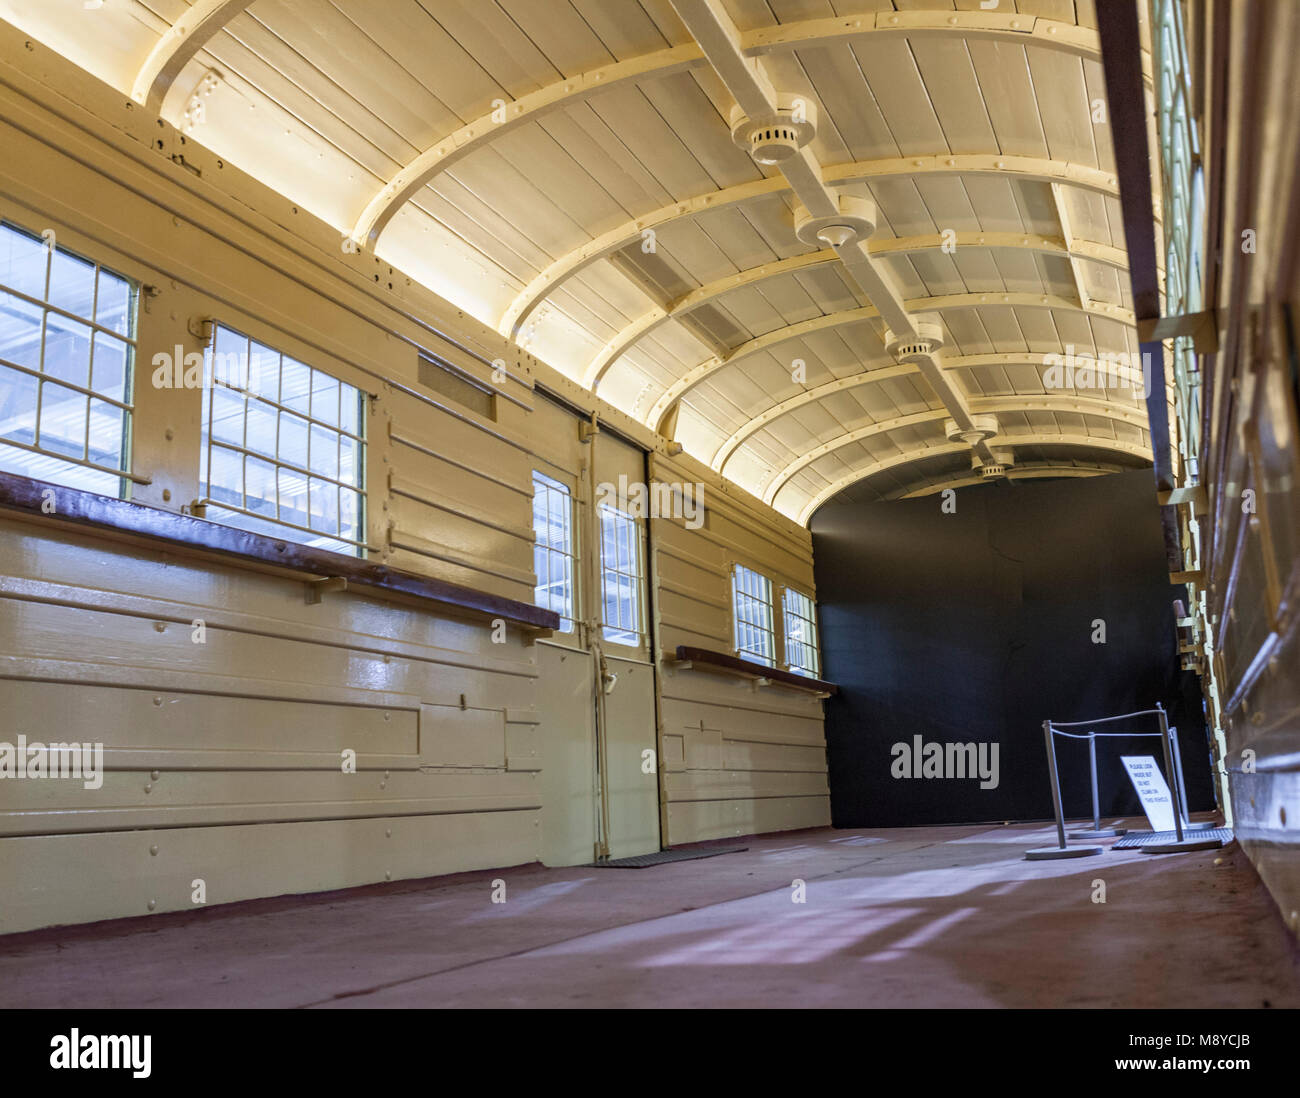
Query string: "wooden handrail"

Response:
xmin=0 ymin=471 xmax=559 ymax=633
xmin=672 ymin=644 xmax=837 ymax=695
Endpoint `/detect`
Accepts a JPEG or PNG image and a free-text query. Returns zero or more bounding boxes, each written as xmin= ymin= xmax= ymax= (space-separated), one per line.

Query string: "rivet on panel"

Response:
xmin=147 ymin=900 xmax=156 ymax=911
xmin=153 ymin=622 xmax=166 ymax=633
xmin=385 ymin=871 xmax=392 ymax=881
xmin=153 ymin=696 xmax=163 ymax=707
xmin=144 ymin=783 xmax=152 ymax=793
xmin=385 ymin=828 xmax=392 ymax=838
xmin=149 ymin=845 xmax=159 ymax=856
xmin=151 ymin=770 xmax=160 ymax=781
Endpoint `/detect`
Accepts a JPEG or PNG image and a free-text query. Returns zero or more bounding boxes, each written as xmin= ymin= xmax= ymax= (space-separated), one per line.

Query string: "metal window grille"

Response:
xmin=532 ymin=470 xmax=576 ymax=633
xmin=199 ymin=323 xmax=366 ymax=556
xmin=0 ymin=220 xmax=139 ymax=496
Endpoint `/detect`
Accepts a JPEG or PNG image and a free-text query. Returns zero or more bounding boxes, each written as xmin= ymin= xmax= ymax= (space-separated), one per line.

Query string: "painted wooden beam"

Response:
xmin=585 ymin=233 xmax=1129 ymax=390
xmin=130 ymin=0 xmax=253 ymax=113
xmin=648 ymin=293 xmax=1138 ymax=434
xmin=793 ymin=434 xmax=1155 ymax=523
xmin=499 ymin=157 xmax=1121 ymax=342
xmin=763 ymin=402 xmax=1151 ymax=505
xmin=350 ymin=13 xmax=1125 ymax=251
xmin=712 ymin=354 xmax=1151 ymax=474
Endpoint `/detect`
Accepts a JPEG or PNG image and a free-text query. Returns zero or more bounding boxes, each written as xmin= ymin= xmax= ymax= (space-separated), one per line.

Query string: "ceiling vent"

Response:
xmin=884 ymin=316 xmax=945 ymax=362
xmin=730 ymin=96 xmax=818 ymax=165
xmin=792 ymin=195 xmax=877 ymax=249
xmin=973 ymin=447 xmax=1015 ymax=479
xmin=944 ymin=414 xmax=999 ymax=446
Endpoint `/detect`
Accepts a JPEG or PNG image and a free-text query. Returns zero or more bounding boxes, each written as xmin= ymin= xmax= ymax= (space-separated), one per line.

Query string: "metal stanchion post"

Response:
xmin=1142 ymin=705 xmax=1223 ymax=853
xmin=1070 ymin=729 xmax=1127 ymax=839
xmin=1089 ymin=730 xmax=1100 ymax=831
xmin=1159 ymin=705 xmax=1185 ymax=843
xmin=1026 ymin=721 xmax=1103 ymax=860
xmin=1169 ymin=726 xmax=1217 ymax=831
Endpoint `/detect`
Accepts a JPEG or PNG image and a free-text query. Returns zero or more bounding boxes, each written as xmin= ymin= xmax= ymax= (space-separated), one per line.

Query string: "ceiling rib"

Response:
xmin=348 ymin=42 xmax=707 ymax=248
xmin=350 ymin=13 xmax=1122 ymax=252
xmin=499 ymin=155 xmax=1120 ymax=343
xmin=670 ymin=0 xmax=996 ymax=465
xmin=647 ymin=292 xmax=1138 ymax=433
xmin=585 ymin=233 xmax=1128 ymax=390
xmin=712 ymin=356 xmax=1153 ymax=474
xmin=762 ymin=400 xmax=1151 ymax=506
xmin=896 ymin=463 xmax=1126 ymax=498
xmin=130 ymin=0 xmax=253 ymax=113
xmin=795 ymin=434 xmax=1157 ymax=523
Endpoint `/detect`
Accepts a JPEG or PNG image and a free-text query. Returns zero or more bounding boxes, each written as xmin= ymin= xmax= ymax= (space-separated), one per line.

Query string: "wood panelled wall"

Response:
xmin=1190 ymin=2 xmax=1300 ymax=935
xmin=0 ymin=30 xmax=827 ymax=934
xmin=650 ymin=450 xmax=829 ymax=843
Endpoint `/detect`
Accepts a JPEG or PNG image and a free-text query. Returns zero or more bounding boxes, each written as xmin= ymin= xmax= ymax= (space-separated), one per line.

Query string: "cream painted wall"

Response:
xmin=0 ymin=28 xmax=828 ymax=933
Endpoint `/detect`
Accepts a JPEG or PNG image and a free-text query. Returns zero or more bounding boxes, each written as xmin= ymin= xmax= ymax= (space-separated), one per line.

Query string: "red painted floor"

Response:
xmin=1 ymin=821 xmax=1296 ymax=1008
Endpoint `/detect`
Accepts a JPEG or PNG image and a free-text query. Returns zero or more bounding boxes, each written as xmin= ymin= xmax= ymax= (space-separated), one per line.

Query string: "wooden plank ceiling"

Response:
xmin=7 ymin=0 xmax=1159 ymax=523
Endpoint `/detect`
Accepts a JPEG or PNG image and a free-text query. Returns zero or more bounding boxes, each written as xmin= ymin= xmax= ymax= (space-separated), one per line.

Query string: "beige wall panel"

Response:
xmin=419 ymin=704 xmax=507 ymax=769
xmin=661 ymin=674 xmax=828 ymax=724
xmin=664 ymin=796 xmax=831 ymax=845
xmin=0 ymin=678 xmax=418 ymax=763
xmin=722 ymin=740 xmax=828 ymax=774
xmin=535 ymin=643 xmax=598 ymax=867
xmin=388 ymin=496 xmax=535 ymax=596
xmin=0 ymin=598 xmax=535 ymax=714
xmin=389 ymin=419 xmax=533 ymax=500
xmin=0 ymin=523 xmax=537 ymax=679
xmin=655 ymin=553 xmax=733 ymax=604
xmin=0 ymin=809 xmax=539 ymax=935
xmin=0 ymin=769 xmax=540 ymax=835
xmin=684 ymin=725 xmax=723 ymax=770
xmin=665 ymin=771 xmax=831 ymax=800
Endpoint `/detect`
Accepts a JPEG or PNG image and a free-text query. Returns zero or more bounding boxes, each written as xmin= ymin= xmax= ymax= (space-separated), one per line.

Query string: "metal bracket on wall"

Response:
xmin=187 ymin=315 xmax=214 ymax=345
xmin=1158 ymin=482 xmax=1209 ymax=516
xmin=305 ymin=576 xmax=347 ymax=604
xmin=1137 ymin=309 xmax=1219 ymax=354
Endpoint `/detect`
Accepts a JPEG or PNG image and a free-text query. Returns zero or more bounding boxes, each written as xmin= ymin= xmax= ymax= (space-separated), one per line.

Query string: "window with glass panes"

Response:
xmin=1154 ymin=0 xmax=1206 ymax=481
xmin=600 ymin=505 xmax=642 ymax=647
xmin=732 ymin=564 xmax=775 ymax=666
xmin=532 ymin=471 xmax=576 ymax=632
xmin=782 ymin=587 xmax=821 ymax=678
xmin=199 ymin=324 xmax=366 ymax=555
xmin=0 ymin=222 xmax=136 ymax=496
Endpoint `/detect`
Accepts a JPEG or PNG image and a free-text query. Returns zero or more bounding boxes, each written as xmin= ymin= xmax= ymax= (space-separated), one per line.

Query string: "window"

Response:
xmin=732 ymin=564 xmax=775 ymax=666
xmin=0 ymin=221 xmax=136 ymax=496
xmin=600 ymin=505 xmax=643 ymax=647
xmin=532 ymin=471 xmax=576 ymax=632
xmin=782 ymin=587 xmax=821 ymax=678
xmin=199 ymin=323 xmax=366 ymax=555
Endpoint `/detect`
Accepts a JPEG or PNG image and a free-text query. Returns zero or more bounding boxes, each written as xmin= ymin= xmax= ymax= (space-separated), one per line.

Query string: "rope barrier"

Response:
xmin=1049 ymin=729 xmax=1164 ymax=740
xmin=1047 ymin=709 xmax=1164 ymax=728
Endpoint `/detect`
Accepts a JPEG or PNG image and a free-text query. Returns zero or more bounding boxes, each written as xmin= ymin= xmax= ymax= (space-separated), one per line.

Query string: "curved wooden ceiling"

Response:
xmin=7 ymin=0 xmax=1160 ymax=523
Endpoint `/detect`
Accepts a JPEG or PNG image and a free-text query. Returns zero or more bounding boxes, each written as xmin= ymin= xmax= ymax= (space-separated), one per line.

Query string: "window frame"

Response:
xmin=781 ymin=585 xmax=822 ymax=679
xmin=598 ymin=502 xmax=645 ymax=648
xmin=0 ymin=219 xmax=140 ymax=497
xmin=731 ymin=562 xmax=776 ymax=667
xmin=531 ymin=469 xmax=578 ymax=634
xmin=197 ymin=321 xmax=368 ymax=557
